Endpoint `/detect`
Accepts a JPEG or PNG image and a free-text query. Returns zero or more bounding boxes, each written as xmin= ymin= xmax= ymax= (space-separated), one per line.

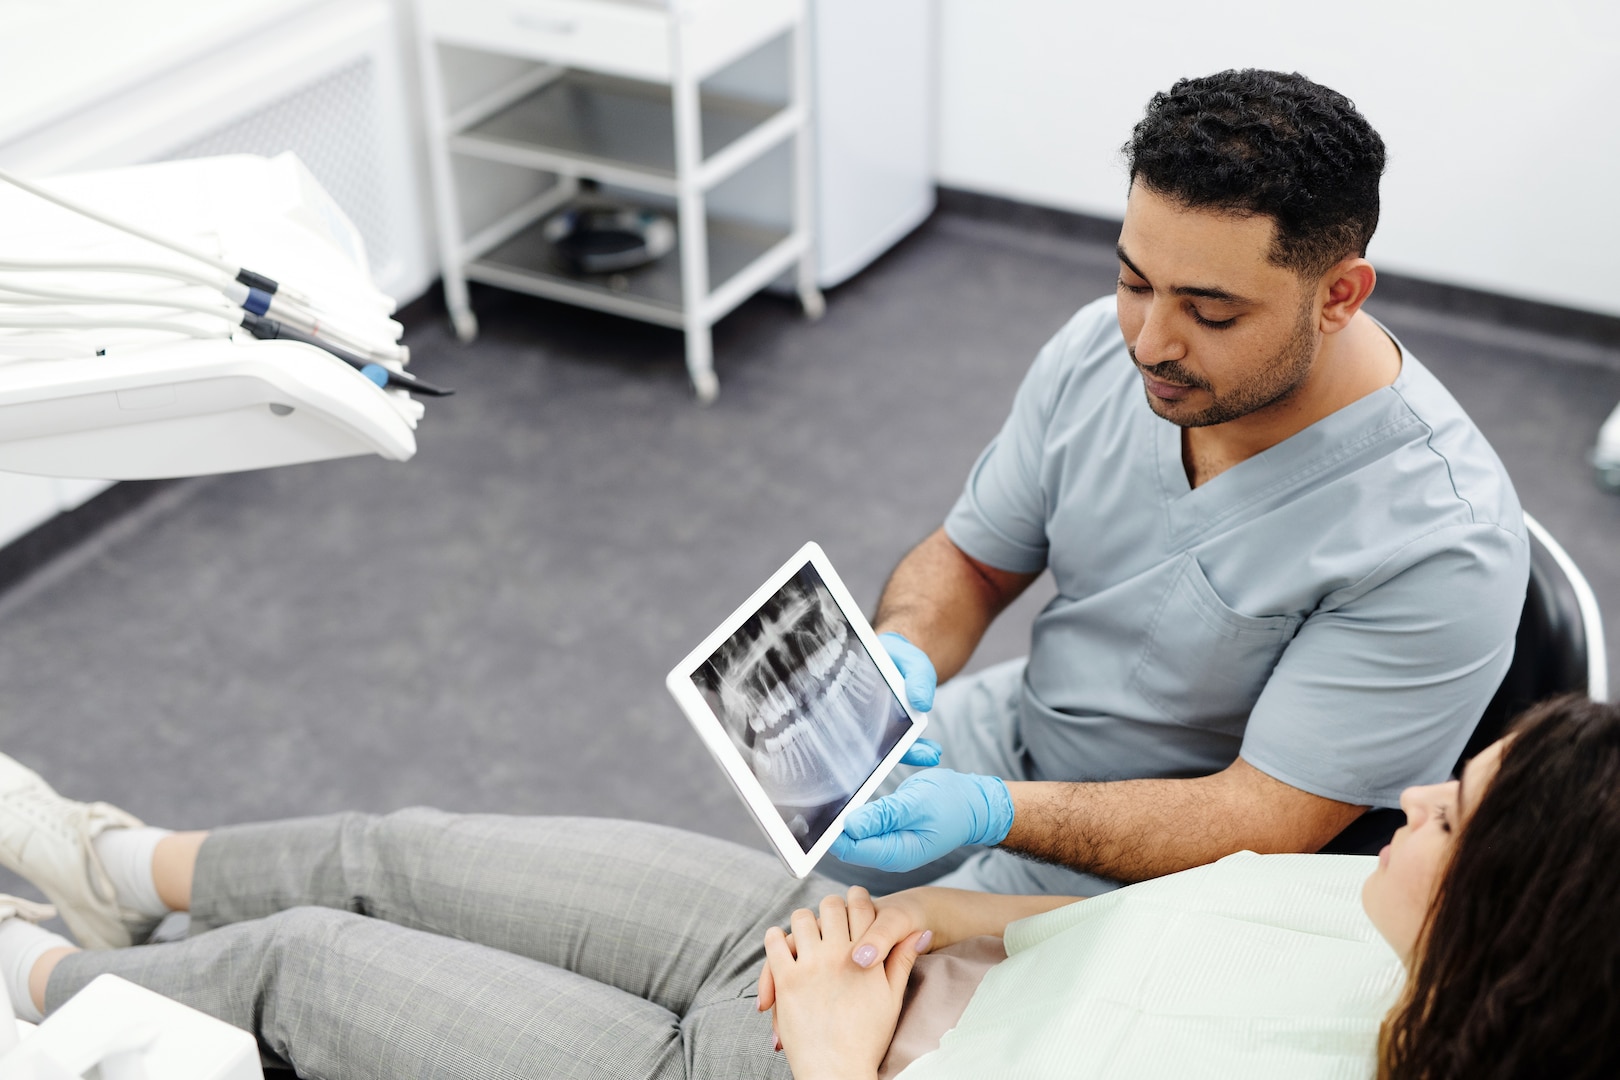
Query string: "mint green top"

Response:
xmin=900 ymin=852 xmax=1403 ymax=1079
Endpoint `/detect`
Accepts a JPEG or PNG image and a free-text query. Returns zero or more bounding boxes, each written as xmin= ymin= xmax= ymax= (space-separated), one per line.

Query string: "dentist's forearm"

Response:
xmin=873 ymin=528 xmax=1037 ymax=684
xmin=1001 ymin=758 xmax=1366 ymax=883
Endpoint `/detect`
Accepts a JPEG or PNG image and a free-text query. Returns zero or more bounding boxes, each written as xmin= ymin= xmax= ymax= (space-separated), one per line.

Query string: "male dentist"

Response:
xmin=833 ymin=69 xmax=1528 ymax=896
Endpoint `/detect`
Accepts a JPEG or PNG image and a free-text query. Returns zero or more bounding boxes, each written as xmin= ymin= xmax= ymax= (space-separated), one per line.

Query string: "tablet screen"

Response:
xmin=691 ymin=562 xmax=912 ymax=853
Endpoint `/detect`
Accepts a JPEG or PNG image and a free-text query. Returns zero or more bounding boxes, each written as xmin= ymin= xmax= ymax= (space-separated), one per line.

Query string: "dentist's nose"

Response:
xmin=1131 ymin=299 xmax=1187 ymax=365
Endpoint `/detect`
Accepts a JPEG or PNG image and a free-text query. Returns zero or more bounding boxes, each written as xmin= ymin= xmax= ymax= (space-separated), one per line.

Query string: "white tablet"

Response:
xmin=666 ymin=542 xmax=928 ymax=878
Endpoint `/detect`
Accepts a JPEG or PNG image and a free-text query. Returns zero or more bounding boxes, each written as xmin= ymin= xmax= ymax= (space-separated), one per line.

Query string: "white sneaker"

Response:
xmin=0 ymin=755 xmax=157 ymax=949
xmin=0 ymin=895 xmax=55 ymax=924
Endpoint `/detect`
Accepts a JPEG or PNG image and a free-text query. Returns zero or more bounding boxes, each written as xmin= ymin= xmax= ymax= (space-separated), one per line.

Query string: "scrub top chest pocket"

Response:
xmin=1129 ymin=553 xmax=1303 ymax=734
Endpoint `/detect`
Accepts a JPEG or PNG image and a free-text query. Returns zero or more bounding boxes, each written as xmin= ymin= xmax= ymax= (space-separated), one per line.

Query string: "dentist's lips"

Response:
xmin=1141 ymin=372 xmax=1196 ymax=401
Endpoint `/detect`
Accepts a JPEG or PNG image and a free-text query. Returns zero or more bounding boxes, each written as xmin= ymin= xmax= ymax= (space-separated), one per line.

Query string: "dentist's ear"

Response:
xmin=1317 ymin=257 xmax=1376 ymax=334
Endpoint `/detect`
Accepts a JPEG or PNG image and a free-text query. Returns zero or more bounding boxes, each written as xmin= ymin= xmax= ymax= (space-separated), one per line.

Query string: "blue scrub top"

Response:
xmin=944 ymin=297 xmax=1528 ymax=807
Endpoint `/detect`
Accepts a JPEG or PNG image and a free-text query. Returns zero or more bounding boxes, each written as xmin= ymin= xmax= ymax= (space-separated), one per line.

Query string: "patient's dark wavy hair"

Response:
xmin=1380 ymin=695 xmax=1620 ymax=1080
xmin=1124 ymin=69 xmax=1385 ymax=278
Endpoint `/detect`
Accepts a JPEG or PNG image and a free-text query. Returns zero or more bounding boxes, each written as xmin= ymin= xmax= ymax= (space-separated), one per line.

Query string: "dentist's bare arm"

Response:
xmin=873 ymin=528 xmax=1039 ymax=684
xmin=1003 ymin=757 xmax=1367 ymax=883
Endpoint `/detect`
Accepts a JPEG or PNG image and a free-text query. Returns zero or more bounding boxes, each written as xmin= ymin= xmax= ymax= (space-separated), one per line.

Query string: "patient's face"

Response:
xmin=1361 ymin=738 xmax=1507 ymax=964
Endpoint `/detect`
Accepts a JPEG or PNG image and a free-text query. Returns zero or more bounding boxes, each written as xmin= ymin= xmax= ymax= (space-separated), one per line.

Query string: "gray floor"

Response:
xmin=1 ymin=208 xmax=1617 ymax=897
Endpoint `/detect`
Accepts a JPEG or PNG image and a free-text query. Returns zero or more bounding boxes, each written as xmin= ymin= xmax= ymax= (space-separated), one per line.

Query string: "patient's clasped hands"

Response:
xmin=759 ymin=885 xmax=933 ymax=1080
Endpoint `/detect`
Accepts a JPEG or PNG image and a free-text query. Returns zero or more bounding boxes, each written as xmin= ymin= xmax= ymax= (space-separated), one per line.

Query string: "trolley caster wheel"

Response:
xmin=451 ymin=310 xmax=479 ymax=343
xmin=799 ymin=287 xmax=826 ymax=322
xmin=691 ymin=369 xmax=720 ymax=405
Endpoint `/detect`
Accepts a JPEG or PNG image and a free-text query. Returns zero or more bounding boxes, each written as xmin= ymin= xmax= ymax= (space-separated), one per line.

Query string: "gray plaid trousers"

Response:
xmin=46 ymin=811 xmax=830 ymax=1079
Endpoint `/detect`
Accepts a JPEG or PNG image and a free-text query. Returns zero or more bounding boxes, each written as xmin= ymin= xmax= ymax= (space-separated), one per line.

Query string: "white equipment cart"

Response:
xmin=413 ymin=0 xmax=824 ymax=403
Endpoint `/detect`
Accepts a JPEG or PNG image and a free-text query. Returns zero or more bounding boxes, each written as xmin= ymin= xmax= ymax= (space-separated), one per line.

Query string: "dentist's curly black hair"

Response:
xmin=1124 ymin=69 xmax=1386 ymax=277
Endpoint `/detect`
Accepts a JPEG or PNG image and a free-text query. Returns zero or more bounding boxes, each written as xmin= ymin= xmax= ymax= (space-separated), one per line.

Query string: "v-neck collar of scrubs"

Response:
xmin=1152 ymin=325 xmax=1422 ymax=545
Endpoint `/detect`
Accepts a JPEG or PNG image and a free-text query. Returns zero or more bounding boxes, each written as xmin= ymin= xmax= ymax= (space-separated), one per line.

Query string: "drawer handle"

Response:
xmin=511 ymin=11 xmax=578 ymax=34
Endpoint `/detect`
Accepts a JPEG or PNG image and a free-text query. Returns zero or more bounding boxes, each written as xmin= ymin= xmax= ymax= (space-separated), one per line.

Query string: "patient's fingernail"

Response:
xmin=773 ymin=1035 xmax=782 ymax=1052
xmin=853 ymin=944 xmax=878 ymax=968
xmin=917 ymin=930 xmax=934 ymax=952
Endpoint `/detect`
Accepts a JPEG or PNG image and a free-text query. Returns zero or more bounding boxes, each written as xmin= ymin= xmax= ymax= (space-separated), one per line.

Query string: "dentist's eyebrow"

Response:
xmin=1115 ymin=244 xmax=1257 ymax=305
xmin=1116 ymin=244 xmax=1148 ymax=282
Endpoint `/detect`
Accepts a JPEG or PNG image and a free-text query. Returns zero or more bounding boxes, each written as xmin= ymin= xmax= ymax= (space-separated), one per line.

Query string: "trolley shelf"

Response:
xmin=466 ymin=210 xmax=790 ymax=328
xmin=451 ymin=70 xmax=787 ymax=195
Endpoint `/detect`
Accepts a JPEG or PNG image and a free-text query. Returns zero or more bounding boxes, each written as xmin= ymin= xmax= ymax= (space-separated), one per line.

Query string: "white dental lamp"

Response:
xmin=0 ymin=153 xmax=447 ymax=483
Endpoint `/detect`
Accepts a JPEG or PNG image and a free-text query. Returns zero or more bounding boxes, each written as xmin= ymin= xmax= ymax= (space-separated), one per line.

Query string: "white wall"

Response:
xmin=936 ymin=1 xmax=1620 ymax=318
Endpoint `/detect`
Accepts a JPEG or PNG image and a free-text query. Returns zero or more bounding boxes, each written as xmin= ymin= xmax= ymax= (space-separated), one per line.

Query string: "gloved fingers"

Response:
xmin=841 ymin=793 xmax=905 ymax=841
xmin=902 ymin=667 xmax=935 ymax=713
xmin=899 ymin=738 xmax=942 ymax=767
xmin=828 ymin=830 xmax=934 ymax=872
xmin=878 ymin=632 xmax=937 ymax=712
xmin=842 ymin=769 xmax=957 ymax=840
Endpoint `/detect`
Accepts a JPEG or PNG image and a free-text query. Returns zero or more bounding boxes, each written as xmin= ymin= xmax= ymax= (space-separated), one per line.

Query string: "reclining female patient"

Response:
xmin=0 ymin=696 xmax=1616 ymax=1080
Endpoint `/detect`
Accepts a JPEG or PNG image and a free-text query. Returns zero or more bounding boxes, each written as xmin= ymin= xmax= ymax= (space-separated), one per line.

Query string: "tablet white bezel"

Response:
xmin=665 ymin=541 xmax=928 ymax=878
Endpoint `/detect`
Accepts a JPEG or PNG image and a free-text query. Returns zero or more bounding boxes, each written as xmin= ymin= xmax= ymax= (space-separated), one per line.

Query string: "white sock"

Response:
xmin=0 ymin=917 xmax=72 ymax=1023
xmin=90 ymin=826 xmax=173 ymax=919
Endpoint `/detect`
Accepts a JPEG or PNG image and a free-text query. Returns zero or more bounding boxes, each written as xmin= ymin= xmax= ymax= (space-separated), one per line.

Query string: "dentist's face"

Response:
xmin=1114 ymin=184 xmax=1322 ymax=428
xmin=1361 ymin=738 xmax=1508 ymax=964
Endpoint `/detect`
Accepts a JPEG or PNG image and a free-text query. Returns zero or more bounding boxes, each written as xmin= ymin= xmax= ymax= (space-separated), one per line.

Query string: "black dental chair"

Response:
xmin=1321 ymin=512 xmax=1610 ymax=855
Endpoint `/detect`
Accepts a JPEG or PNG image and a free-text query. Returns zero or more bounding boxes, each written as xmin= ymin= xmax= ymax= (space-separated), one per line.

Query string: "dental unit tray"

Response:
xmin=0 ymin=154 xmax=444 ymax=480
xmin=666 ymin=542 xmax=928 ymax=878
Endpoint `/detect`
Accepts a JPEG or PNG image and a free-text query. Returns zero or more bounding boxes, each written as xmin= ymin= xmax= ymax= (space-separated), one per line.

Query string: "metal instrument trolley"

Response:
xmin=413 ymin=0 xmax=824 ymax=402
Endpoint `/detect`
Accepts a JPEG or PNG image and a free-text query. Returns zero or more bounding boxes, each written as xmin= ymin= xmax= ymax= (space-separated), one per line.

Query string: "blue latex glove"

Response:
xmin=879 ymin=632 xmax=942 ymax=767
xmin=901 ymin=737 xmax=943 ymax=767
xmin=879 ymin=631 xmax=936 ymax=712
xmin=830 ymin=768 xmax=1015 ymax=872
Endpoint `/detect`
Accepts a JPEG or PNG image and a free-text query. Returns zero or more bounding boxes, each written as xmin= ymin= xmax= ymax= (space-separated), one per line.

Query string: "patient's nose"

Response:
xmin=1397 ymin=784 xmax=1430 ymax=827
xmin=1398 ymin=780 xmax=1457 ymax=829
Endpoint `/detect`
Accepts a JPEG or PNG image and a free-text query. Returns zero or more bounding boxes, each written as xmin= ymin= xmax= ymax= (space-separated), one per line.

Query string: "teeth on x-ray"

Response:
xmin=708 ymin=573 xmax=890 ymax=806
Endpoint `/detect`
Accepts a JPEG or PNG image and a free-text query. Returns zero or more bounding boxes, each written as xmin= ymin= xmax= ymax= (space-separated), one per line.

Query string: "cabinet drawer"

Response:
xmin=420 ymin=0 xmax=672 ymax=82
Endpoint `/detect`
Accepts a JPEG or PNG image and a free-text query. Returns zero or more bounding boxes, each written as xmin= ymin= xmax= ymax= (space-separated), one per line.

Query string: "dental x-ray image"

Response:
xmin=692 ymin=563 xmax=910 ymax=852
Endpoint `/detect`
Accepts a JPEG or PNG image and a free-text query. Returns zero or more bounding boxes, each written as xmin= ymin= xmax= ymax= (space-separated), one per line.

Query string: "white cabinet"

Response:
xmin=809 ymin=0 xmax=935 ymax=287
xmin=414 ymin=0 xmax=824 ymax=402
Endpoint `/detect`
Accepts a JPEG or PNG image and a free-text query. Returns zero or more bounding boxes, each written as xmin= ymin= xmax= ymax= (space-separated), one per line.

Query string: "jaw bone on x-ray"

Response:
xmin=694 ymin=565 xmax=910 ymax=851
